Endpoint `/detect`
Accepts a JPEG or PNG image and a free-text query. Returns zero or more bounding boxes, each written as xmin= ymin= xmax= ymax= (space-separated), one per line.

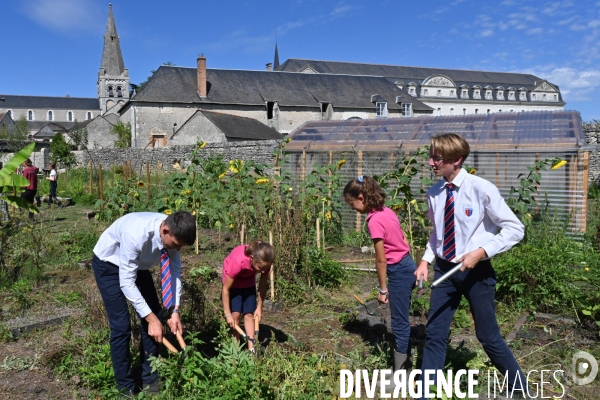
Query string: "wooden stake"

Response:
xmin=269 ymin=230 xmax=274 ymax=300
xmin=89 ymin=161 xmax=93 ymax=194
xmin=146 ymin=162 xmax=151 ymax=201
xmin=195 ymin=219 xmax=199 ymax=255
xmin=356 ymin=150 xmax=363 ymax=232
xmin=316 ymin=218 xmax=321 ymax=250
xmin=99 ymin=164 xmax=104 ymax=201
xmin=240 ymin=224 xmax=245 ymax=245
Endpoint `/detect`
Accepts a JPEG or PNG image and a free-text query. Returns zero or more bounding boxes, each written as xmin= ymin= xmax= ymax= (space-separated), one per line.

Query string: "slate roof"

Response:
xmin=132 ymin=66 xmax=433 ymax=111
xmin=0 ymin=95 xmax=99 ymax=110
xmin=100 ymin=4 xmax=126 ymax=76
xmin=33 ymin=123 xmax=70 ymax=138
xmin=201 ymin=110 xmax=282 ymax=140
xmin=27 ymin=121 xmax=78 ymax=131
xmin=276 ymin=59 xmax=565 ymax=103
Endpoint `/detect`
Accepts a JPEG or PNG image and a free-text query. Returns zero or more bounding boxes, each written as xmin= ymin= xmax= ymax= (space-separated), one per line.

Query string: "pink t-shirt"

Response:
xmin=222 ymin=245 xmax=270 ymax=288
xmin=366 ymin=206 xmax=410 ymax=264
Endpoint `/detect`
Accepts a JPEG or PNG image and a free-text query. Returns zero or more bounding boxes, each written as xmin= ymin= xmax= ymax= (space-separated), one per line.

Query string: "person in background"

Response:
xmin=46 ymin=162 xmax=58 ymax=207
xmin=222 ymin=241 xmax=274 ymax=353
xmin=21 ymin=158 xmax=38 ymax=221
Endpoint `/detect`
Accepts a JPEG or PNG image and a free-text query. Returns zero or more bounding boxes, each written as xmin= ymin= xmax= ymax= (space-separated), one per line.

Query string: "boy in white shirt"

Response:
xmin=92 ymin=211 xmax=196 ymax=395
xmin=415 ymin=134 xmax=530 ymax=399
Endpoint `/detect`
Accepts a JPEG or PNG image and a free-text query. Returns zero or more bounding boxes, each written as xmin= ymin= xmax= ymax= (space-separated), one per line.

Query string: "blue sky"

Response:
xmin=2 ymin=0 xmax=599 ymax=121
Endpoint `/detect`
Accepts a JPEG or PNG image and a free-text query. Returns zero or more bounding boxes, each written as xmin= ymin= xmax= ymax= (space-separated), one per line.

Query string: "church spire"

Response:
xmin=274 ymin=42 xmax=280 ymax=70
xmin=100 ymin=3 xmax=125 ymax=76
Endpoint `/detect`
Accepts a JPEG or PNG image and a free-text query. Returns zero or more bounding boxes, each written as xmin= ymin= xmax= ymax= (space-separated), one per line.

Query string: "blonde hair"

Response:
xmin=244 ymin=241 xmax=274 ymax=270
xmin=343 ymin=175 xmax=385 ymax=212
xmin=430 ymin=134 xmax=470 ymax=164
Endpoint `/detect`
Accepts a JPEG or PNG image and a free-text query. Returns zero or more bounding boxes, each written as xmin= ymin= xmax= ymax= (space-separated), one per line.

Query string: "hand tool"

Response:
xmin=353 ymin=294 xmax=377 ymax=316
xmin=415 ymin=262 xmax=463 ymax=299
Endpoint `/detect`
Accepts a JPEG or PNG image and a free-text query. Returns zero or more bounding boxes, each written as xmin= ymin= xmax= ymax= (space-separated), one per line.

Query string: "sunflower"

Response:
xmin=164 ymin=209 xmax=172 ymax=215
xmin=229 ymin=223 xmax=234 ymax=229
xmin=137 ymin=181 xmax=145 ymax=188
xmin=469 ymin=168 xmax=477 ymax=174
xmin=182 ymin=189 xmax=191 ymax=195
xmin=285 ymin=137 xmax=292 ymax=143
xmin=325 ymin=212 xmax=332 ymax=220
xmin=218 ymin=172 xmax=227 ymax=179
xmin=192 ymin=210 xmax=196 ymax=216
xmin=198 ymin=141 xmax=207 ymax=149
xmin=336 ymin=159 xmax=346 ymax=169
xmin=256 ymin=178 xmax=269 ymax=185
xmin=551 ymin=160 xmax=567 ymax=170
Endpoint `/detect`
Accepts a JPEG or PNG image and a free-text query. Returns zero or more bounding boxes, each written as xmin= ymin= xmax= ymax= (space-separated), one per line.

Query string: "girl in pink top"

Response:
xmin=222 ymin=241 xmax=274 ymax=351
xmin=343 ymin=175 xmax=416 ymax=382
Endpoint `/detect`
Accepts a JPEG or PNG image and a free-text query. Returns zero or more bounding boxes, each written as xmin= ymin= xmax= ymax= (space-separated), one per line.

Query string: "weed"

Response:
xmin=305 ymin=248 xmax=346 ymax=288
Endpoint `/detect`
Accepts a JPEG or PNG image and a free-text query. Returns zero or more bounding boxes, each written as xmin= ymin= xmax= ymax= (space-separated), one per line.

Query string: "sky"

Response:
xmin=2 ymin=0 xmax=599 ymax=121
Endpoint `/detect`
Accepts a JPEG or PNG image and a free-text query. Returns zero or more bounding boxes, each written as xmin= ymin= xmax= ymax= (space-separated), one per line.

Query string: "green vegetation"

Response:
xmin=50 ymin=132 xmax=76 ymax=168
xmin=111 ymin=121 xmax=132 ymax=148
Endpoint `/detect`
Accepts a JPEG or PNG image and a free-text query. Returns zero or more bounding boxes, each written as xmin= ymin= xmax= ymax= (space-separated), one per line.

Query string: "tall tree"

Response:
xmin=50 ymin=133 xmax=76 ymax=168
xmin=112 ymin=121 xmax=132 ymax=148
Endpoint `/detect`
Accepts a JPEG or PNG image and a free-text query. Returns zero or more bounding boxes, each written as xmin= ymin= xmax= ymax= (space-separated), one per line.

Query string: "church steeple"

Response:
xmin=274 ymin=43 xmax=280 ymax=70
xmin=98 ymin=3 xmax=129 ymax=115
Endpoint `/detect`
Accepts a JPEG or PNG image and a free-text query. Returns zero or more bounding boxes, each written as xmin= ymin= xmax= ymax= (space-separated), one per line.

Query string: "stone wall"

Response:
xmin=74 ymin=140 xmax=280 ymax=172
xmin=584 ymin=121 xmax=600 ymax=185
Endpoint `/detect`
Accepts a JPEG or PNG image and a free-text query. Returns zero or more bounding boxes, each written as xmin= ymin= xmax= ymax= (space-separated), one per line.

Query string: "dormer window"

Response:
xmin=461 ymin=90 xmax=468 ymax=99
xmin=48 ymin=110 xmax=53 ymax=121
xmin=532 ymin=94 xmax=536 ymax=101
xmin=423 ymin=89 xmax=428 ymax=96
xmin=450 ymin=90 xmax=455 ymax=97
xmin=554 ymin=94 xmax=557 ymax=101
xmin=437 ymin=90 xmax=442 ymax=97
xmin=508 ymin=91 xmax=515 ymax=100
xmin=473 ymin=89 xmax=481 ymax=99
xmin=395 ymin=81 xmax=403 ymax=90
xmin=409 ymin=88 xmax=415 ymax=96
xmin=520 ymin=91 xmax=527 ymax=100
xmin=321 ymin=103 xmax=332 ymax=120
xmin=108 ymin=86 xmax=114 ymax=97
xmin=497 ymin=91 xmax=504 ymax=100
xmin=485 ymin=90 xmax=493 ymax=100
xmin=543 ymin=94 xmax=547 ymax=101
xmin=267 ymin=102 xmax=275 ymax=120
xmin=401 ymin=103 xmax=412 ymax=117
xmin=376 ymin=102 xmax=388 ymax=118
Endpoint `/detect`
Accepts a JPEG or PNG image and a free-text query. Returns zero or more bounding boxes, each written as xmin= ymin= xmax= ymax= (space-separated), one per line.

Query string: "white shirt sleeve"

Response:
xmin=479 ymin=183 xmax=525 ymax=258
xmin=118 ymin=231 xmax=152 ymax=318
xmin=422 ymin=194 xmax=437 ymax=263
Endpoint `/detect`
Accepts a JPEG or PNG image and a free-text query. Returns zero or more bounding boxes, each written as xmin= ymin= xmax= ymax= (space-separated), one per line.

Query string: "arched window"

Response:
xmin=28 ymin=110 xmax=33 ymax=121
xmin=117 ymin=86 xmax=123 ymax=97
xmin=67 ymin=111 xmax=73 ymax=122
xmin=87 ymin=111 xmax=93 ymax=120
xmin=108 ymin=86 xmax=114 ymax=97
xmin=48 ymin=110 xmax=53 ymax=121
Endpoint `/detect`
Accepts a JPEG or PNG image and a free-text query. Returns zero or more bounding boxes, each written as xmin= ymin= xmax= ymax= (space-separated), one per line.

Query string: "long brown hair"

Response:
xmin=244 ymin=241 xmax=274 ymax=270
xmin=343 ymin=175 xmax=386 ymax=212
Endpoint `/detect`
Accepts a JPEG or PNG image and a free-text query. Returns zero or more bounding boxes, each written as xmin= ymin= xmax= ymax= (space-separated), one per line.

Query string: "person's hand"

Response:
xmin=254 ymin=309 xmax=262 ymax=323
xmin=457 ymin=248 xmax=487 ymax=271
xmin=377 ymin=291 xmax=389 ymax=304
xmin=415 ymin=261 xmax=429 ymax=284
xmin=146 ymin=315 xmax=164 ymax=343
xmin=225 ymin=313 xmax=235 ymax=328
xmin=167 ymin=312 xmax=183 ymax=335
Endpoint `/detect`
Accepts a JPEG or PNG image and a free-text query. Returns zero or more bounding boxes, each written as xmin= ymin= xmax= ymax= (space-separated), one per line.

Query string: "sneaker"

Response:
xmin=143 ymin=380 xmax=160 ymax=394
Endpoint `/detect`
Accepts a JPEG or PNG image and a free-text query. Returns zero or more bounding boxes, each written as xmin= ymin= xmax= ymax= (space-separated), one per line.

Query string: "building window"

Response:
xmin=497 ymin=91 xmax=504 ymax=100
xmin=499 ymin=109 xmax=502 ymax=113
xmin=402 ymin=103 xmax=412 ymax=117
xmin=450 ymin=90 xmax=454 ymax=97
xmin=510 ymin=109 xmax=514 ymax=112
xmin=543 ymin=94 xmax=547 ymax=101
xmin=321 ymin=103 xmax=332 ymax=120
xmin=473 ymin=90 xmax=480 ymax=99
xmin=475 ymin=109 xmax=478 ymax=114
xmin=463 ymin=108 xmax=466 ymax=115
xmin=437 ymin=90 xmax=442 ymax=97
xmin=376 ymin=102 xmax=388 ymax=118
xmin=48 ymin=110 xmax=53 ymax=121
xmin=520 ymin=92 xmax=527 ymax=100
xmin=487 ymin=109 xmax=490 ymax=114
xmin=409 ymin=87 xmax=415 ymax=96
xmin=87 ymin=111 xmax=93 ymax=120
xmin=554 ymin=94 xmax=557 ymax=101
xmin=450 ymin=108 xmax=454 ymax=115
xmin=67 ymin=111 xmax=73 ymax=122
xmin=508 ymin=92 xmax=515 ymax=100
xmin=437 ymin=108 xmax=441 ymax=116
xmin=108 ymin=86 xmax=114 ymax=97
xmin=462 ymin=90 xmax=468 ymax=99
xmin=532 ymin=94 xmax=536 ymax=101
xmin=267 ymin=102 xmax=275 ymax=120
xmin=423 ymin=89 xmax=428 ymax=96
xmin=28 ymin=110 xmax=33 ymax=121
xmin=485 ymin=91 xmax=492 ymax=100
xmin=117 ymin=86 xmax=123 ymax=97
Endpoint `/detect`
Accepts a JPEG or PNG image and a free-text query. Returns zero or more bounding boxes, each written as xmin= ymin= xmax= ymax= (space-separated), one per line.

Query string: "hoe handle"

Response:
xmin=431 ymin=263 xmax=463 ymax=289
xmin=176 ymin=331 xmax=186 ymax=350
xmin=254 ymin=316 xmax=260 ymax=333
xmin=353 ymin=294 xmax=365 ymax=305
xmin=162 ymin=338 xmax=178 ymax=353
xmin=233 ymin=324 xmax=247 ymax=337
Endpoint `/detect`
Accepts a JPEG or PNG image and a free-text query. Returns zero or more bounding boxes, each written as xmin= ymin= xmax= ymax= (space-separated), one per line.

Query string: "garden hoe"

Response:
xmin=353 ymin=294 xmax=376 ymax=316
xmin=415 ymin=262 xmax=464 ymax=299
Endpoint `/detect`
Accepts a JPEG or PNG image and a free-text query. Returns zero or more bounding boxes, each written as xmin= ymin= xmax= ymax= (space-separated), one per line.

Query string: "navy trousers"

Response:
xmin=387 ymin=254 xmax=417 ymax=354
xmin=92 ymin=255 xmax=162 ymax=393
xmin=420 ymin=258 xmax=526 ymax=398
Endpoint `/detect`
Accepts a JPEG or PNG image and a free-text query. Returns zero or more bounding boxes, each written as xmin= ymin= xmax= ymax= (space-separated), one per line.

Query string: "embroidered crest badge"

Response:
xmin=463 ymin=204 xmax=473 ymax=217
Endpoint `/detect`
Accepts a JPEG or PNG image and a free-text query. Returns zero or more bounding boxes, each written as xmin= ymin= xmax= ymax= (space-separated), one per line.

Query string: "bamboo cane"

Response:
xmin=269 ymin=230 xmax=274 ymax=300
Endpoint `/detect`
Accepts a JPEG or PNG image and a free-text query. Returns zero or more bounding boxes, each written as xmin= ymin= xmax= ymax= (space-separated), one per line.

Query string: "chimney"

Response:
xmin=266 ymin=63 xmax=273 ymax=71
xmin=197 ymin=55 xmax=207 ymax=97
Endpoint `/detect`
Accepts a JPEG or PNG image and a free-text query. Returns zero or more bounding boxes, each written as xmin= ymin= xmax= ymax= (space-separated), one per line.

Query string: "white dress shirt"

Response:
xmin=422 ymin=168 xmax=524 ymax=264
xmin=93 ymin=212 xmax=182 ymax=318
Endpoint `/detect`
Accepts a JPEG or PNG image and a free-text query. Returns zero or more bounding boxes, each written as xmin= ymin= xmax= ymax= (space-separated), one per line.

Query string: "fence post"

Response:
xmin=356 ymin=150 xmax=363 ymax=232
xmin=146 ymin=162 xmax=151 ymax=201
xmin=269 ymin=230 xmax=274 ymax=300
xmin=316 ymin=218 xmax=321 ymax=250
xmin=99 ymin=164 xmax=104 ymax=210
xmin=89 ymin=161 xmax=93 ymax=194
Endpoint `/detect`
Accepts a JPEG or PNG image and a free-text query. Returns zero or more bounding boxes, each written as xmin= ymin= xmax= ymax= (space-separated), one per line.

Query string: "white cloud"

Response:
xmin=527 ymin=27 xmax=543 ymax=35
xmin=480 ymin=29 xmax=494 ymax=37
xmin=557 ymin=16 xmax=578 ymax=25
xmin=518 ymin=66 xmax=600 ymax=102
xmin=500 ymin=0 xmax=517 ymax=5
xmin=570 ymin=23 xmax=588 ymax=31
xmin=23 ymin=0 xmax=102 ymax=33
xmin=589 ymin=20 xmax=600 ymax=28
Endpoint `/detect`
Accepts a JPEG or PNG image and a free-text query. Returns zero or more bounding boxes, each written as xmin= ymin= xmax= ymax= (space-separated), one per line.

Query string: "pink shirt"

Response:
xmin=222 ymin=245 xmax=270 ymax=288
xmin=366 ymin=206 xmax=410 ymax=264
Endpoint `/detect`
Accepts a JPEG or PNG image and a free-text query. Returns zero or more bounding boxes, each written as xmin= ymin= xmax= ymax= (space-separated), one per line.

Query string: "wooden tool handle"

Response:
xmin=162 ymin=337 xmax=178 ymax=353
xmin=353 ymin=294 xmax=365 ymax=305
xmin=176 ymin=331 xmax=186 ymax=350
xmin=254 ymin=316 xmax=260 ymax=332
xmin=233 ymin=324 xmax=246 ymax=337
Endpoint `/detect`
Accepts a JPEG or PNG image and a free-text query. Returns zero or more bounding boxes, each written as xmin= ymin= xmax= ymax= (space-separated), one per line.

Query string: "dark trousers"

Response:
xmin=48 ymin=181 xmax=57 ymax=204
xmin=387 ymin=254 xmax=416 ymax=354
xmin=92 ymin=255 xmax=162 ymax=393
xmin=420 ymin=258 xmax=526 ymax=398
xmin=20 ymin=189 xmax=36 ymax=219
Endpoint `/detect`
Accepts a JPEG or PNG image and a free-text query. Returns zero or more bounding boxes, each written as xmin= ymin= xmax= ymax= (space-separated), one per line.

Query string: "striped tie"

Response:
xmin=160 ymin=248 xmax=173 ymax=309
xmin=443 ymin=183 xmax=456 ymax=261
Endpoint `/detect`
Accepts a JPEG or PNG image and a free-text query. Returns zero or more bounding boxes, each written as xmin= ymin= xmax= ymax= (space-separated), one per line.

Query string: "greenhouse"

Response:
xmin=283 ymin=110 xmax=591 ymax=233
